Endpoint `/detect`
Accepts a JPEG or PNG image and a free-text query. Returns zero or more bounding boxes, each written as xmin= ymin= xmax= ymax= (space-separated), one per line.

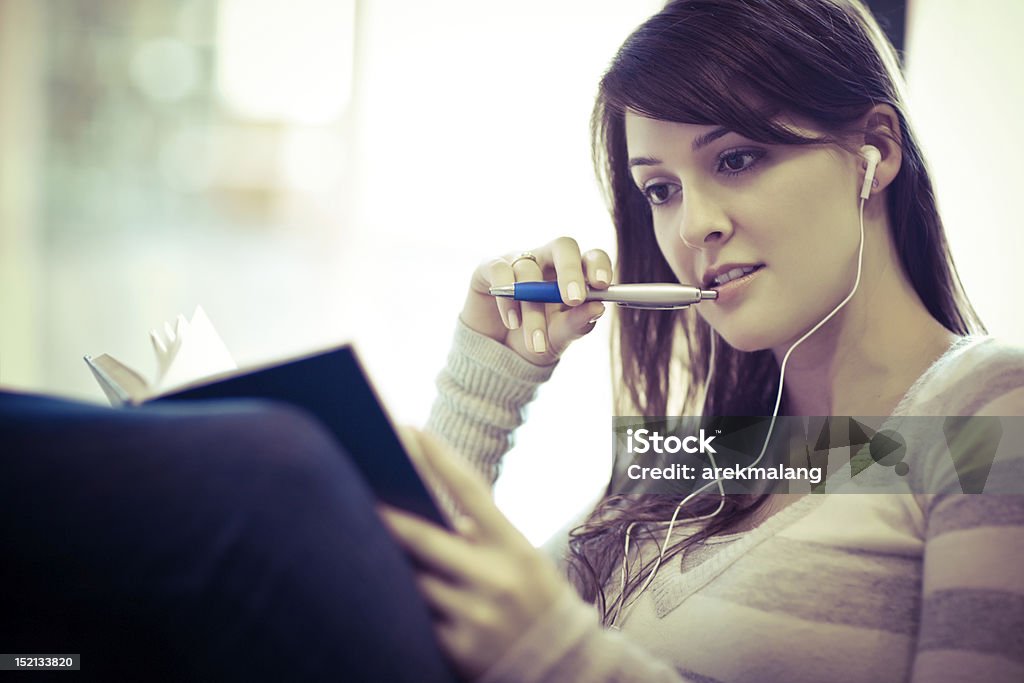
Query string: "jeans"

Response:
xmin=0 ymin=391 xmax=459 ymax=683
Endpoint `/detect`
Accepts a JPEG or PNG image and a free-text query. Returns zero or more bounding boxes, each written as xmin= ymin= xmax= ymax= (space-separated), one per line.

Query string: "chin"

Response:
xmin=702 ymin=313 xmax=788 ymax=354
xmin=718 ymin=332 xmax=775 ymax=354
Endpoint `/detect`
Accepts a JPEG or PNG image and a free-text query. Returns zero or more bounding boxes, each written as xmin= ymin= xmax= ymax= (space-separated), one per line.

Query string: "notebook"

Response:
xmin=85 ymin=310 xmax=449 ymax=529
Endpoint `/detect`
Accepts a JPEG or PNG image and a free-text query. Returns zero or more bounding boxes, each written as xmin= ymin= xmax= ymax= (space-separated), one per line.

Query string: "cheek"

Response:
xmin=759 ymin=156 xmax=856 ymax=261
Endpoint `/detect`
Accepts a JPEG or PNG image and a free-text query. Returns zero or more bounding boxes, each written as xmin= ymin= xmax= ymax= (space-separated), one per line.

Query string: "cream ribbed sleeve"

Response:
xmin=424 ymin=317 xmax=559 ymax=487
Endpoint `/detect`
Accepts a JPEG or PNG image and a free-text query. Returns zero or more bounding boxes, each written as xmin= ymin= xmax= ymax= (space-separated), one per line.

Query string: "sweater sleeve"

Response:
xmin=425 ymin=321 xmax=697 ymax=683
xmin=476 ymin=586 xmax=695 ymax=683
xmin=908 ymin=386 xmax=1024 ymax=682
xmin=424 ymin=317 xmax=559 ymax=487
xmin=908 ymin=492 xmax=1024 ymax=682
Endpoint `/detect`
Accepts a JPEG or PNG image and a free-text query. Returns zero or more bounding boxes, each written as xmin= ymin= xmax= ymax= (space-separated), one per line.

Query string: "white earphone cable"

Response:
xmin=609 ymin=185 xmax=870 ymax=630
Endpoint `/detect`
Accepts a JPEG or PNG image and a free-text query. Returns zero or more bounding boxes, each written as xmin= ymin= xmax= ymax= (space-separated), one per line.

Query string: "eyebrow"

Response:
xmin=627 ymin=127 xmax=731 ymax=168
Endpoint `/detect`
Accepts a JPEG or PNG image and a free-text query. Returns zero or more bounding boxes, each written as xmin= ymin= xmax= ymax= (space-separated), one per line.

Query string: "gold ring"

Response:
xmin=510 ymin=251 xmax=539 ymax=268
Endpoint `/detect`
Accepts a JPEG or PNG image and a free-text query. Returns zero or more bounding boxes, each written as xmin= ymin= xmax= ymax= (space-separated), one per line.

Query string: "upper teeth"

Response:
xmin=712 ymin=265 xmax=759 ymax=286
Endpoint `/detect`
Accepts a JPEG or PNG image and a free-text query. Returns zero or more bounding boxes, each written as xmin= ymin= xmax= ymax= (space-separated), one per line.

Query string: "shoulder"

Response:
xmin=897 ymin=338 xmax=1024 ymax=498
xmin=974 ymin=386 xmax=1024 ymax=416
xmin=909 ymin=336 xmax=1024 ymax=416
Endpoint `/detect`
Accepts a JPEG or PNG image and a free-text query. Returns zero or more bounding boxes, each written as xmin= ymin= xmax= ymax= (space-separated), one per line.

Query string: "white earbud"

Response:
xmin=859 ymin=145 xmax=881 ymax=200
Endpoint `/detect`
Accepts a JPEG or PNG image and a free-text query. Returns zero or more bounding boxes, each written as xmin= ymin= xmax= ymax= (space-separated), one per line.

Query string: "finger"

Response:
xmin=434 ymin=620 xmax=474 ymax=672
xmin=549 ymin=236 xmax=587 ymax=306
xmin=415 ymin=572 xmax=468 ymax=619
xmin=547 ymin=302 xmax=606 ymax=356
xmin=410 ymin=431 xmax=525 ymax=546
xmin=582 ymin=249 xmax=613 ymax=289
xmin=395 ymin=427 xmax=486 ymax=539
xmin=377 ymin=504 xmax=487 ymax=584
xmin=511 ymin=257 xmax=549 ymax=355
xmin=485 ymin=258 xmax=520 ymax=330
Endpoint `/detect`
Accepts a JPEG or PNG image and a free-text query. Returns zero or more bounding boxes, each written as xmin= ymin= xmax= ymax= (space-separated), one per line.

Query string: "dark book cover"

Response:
xmin=85 ymin=346 xmax=449 ymax=529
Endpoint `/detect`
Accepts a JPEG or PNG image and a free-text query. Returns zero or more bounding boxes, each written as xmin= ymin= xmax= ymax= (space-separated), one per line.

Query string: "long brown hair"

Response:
xmin=567 ymin=0 xmax=987 ymax=625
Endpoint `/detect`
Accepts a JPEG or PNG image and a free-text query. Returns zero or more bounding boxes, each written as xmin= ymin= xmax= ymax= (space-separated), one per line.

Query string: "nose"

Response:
xmin=679 ymin=188 xmax=732 ymax=250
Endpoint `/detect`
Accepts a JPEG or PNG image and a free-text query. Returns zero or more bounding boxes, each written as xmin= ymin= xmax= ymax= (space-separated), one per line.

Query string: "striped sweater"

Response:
xmin=425 ymin=320 xmax=1024 ymax=683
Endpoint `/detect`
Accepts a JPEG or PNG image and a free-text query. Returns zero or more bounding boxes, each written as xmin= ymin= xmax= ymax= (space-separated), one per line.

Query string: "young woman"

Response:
xmin=380 ymin=1 xmax=1024 ymax=681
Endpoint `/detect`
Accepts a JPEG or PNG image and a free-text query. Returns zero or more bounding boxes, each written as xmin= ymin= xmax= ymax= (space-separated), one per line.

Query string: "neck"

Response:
xmin=771 ymin=212 xmax=960 ymax=417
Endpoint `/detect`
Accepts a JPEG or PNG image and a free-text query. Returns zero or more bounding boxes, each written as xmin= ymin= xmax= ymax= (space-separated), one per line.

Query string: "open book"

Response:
xmin=84 ymin=306 xmax=237 ymax=406
xmin=83 ymin=307 xmax=449 ymax=528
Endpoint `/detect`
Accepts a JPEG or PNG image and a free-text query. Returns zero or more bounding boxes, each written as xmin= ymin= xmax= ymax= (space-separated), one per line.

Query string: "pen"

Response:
xmin=488 ymin=282 xmax=718 ymax=310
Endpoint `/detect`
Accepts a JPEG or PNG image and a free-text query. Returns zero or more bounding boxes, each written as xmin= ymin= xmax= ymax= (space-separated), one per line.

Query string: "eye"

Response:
xmin=641 ymin=182 xmax=680 ymax=207
xmin=717 ymin=149 xmax=764 ymax=176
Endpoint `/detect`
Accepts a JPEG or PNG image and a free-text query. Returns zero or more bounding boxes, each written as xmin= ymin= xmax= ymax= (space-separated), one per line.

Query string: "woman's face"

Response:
xmin=624 ymin=111 xmax=863 ymax=352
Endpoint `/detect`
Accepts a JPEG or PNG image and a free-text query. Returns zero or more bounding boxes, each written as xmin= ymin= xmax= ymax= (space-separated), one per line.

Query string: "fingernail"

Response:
xmin=567 ymin=281 xmax=583 ymax=304
xmin=507 ymin=309 xmax=520 ymax=329
xmin=595 ymin=269 xmax=609 ymax=285
xmin=587 ymin=307 xmax=606 ymax=325
xmin=532 ymin=329 xmax=546 ymax=353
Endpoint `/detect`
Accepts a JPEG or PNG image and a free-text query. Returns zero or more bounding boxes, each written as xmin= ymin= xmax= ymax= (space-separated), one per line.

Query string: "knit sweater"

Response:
xmin=425 ymin=319 xmax=1024 ymax=683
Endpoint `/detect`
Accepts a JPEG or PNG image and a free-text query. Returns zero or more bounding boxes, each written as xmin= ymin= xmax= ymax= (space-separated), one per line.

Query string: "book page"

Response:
xmin=152 ymin=306 xmax=237 ymax=395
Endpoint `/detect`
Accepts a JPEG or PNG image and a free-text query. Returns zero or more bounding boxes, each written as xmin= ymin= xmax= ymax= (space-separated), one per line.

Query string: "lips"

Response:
xmin=704 ymin=264 xmax=764 ymax=289
xmin=707 ymin=264 xmax=765 ymax=306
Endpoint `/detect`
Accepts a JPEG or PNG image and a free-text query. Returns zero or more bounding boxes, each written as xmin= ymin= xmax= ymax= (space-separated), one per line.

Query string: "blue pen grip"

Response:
xmin=514 ymin=281 xmax=565 ymax=304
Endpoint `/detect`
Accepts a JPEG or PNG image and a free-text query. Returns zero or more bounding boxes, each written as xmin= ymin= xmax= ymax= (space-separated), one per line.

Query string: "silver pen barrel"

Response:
xmin=587 ymin=284 xmax=717 ymax=307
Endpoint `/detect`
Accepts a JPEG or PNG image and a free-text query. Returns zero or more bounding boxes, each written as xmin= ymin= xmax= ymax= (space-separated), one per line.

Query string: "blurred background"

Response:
xmin=1 ymin=0 xmax=1022 ymax=545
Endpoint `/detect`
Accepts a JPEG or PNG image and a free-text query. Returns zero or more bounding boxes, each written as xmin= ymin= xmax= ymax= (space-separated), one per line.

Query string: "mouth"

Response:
xmin=705 ymin=264 xmax=765 ymax=289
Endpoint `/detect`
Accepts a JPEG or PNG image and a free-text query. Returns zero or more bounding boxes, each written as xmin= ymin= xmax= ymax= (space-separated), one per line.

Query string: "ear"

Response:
xmin=857 ymin=103 xmax=903 ymax=197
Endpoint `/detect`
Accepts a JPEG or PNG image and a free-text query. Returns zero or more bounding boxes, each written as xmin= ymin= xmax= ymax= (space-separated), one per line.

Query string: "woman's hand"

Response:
xmin=378 ymin=429 xmax=575 ymax=681
xmin=461 ymin=236 xmax=612 ymax=366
